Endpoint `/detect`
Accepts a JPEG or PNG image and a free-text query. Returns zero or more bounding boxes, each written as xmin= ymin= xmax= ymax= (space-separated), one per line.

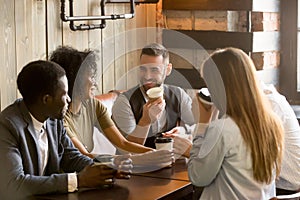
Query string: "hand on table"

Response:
xmin=78 ymin=154 xmax=133 ymax=188
xmin=113 ymin=154 xmax=133 ymax=179
xmin=77 ymin=164 xmax=117 ymax=188
xmin=130 ymin=150 xmax=174 ymax=173
xmin=131 ymin=150 xmax=173 ymax=166
xmin=163 ymin=132 xmax=192 ymax=158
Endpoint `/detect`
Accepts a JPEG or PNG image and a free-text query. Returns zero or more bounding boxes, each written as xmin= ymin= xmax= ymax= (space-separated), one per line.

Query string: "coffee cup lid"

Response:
xmin=154 ymin=137 xmax=173 ymax=143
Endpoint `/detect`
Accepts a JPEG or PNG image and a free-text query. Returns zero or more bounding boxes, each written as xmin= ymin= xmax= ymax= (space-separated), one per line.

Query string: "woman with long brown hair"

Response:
xmin=188 ymin=47 xmax=284 ymax=199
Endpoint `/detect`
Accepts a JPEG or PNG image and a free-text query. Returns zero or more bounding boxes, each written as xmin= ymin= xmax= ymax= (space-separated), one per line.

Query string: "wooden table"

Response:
xmin=135 ymin=158 xmax=189 ymax=182
xmin=34 ymin=160 xmax=193 ymax=200
xmin=35 ymin=176 xmax=192 ymax=200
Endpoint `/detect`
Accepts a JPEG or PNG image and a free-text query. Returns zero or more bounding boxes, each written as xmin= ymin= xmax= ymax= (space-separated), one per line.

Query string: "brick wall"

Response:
xmin=251 ymin=12 xmax=280 ymax=70
xmin=162 ymin=9 xmax=280 ymax=71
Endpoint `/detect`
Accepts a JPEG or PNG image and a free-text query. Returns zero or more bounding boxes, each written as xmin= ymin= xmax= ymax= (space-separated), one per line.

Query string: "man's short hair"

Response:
xmin=140 ymin=43 xmax=169 ymax=63
xmin=17 ymin=60 xmax=66 ymax=105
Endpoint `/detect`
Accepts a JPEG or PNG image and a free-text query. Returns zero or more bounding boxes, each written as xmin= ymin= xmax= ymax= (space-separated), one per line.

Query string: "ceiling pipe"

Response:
xmin=106 ymin=0 xmax=158 ymax=4
xmin=60 ymin=0 xmax=136 ymax=31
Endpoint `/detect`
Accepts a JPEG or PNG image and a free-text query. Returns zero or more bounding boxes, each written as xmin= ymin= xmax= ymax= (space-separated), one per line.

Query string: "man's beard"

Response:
xmin=140 ymin=79 xmax=163 ymax=91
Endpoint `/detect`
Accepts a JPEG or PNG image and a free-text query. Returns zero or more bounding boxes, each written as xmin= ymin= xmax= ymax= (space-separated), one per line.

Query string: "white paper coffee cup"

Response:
xmin=146 ymin=87 xmax=163 ymax=102
xmin=155 ymin=137 xmax=173 ymax=151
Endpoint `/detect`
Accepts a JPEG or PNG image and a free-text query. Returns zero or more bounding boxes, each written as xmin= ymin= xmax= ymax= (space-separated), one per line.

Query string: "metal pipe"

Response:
xmin=100 ymin=0 xmax=107 ymax=28
xmin=129 ymin=0 xmax=135 ymax=18
xmin=60 ymin=0 xmax=135 ymax=31
xmin=65 ymin=15 xmax=123 ymax=21
xmin=70 ymin=23 xmax=105 ymax=31
xmin=106 ymin=0 xmax=158 ymax=3
xmin=60 ymin=0 xmax=68 ymax=21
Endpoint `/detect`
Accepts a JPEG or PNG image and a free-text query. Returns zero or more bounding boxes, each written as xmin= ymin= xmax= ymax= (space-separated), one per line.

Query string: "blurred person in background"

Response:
xmin=261 ymin=82 xmax=300 ymax=195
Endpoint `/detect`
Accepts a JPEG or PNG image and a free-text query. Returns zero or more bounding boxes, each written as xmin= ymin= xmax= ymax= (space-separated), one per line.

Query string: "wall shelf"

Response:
xmin=163 ymin=0 xmax=279 ymax=12
xmin=163 ymin=30 xmax=279 ymax=53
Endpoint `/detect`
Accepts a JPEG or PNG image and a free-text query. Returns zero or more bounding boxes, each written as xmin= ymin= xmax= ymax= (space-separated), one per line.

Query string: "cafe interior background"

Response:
xmin=0 ymin=0 xmax=298 ymax=117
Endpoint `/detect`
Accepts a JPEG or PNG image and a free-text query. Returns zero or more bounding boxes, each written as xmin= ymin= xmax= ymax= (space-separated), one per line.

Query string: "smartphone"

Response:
xmin=198 ymin=87 xmax=213 ymax=105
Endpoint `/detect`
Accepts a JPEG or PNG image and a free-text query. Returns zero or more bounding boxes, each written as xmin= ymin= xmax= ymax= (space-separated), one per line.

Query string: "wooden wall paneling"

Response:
xmin=125 ymin=4 xmax=149 ymax=89
xmin=32 ymin=0 xmax=47 ymax=60
xmin=136 ymin=4 xmax=147 ymax=28
xmin=47 ymin=0 xmax=63 ymax=58
xmin=162 ymin=0 xmax=279 ymax=12
xmin=113 ymin=4 xmax=127 ymax=91
xmin=0 ymin=0 xmax=16 ymax=110
xmin=15 ymin=0 xmax=45 ymax=102
xmin=146 ymin=4 xmax=156 ymax=27
xmin=102 ymin=3 xmax=115 ymax=93
xmin=87 ymin=0 xmax=102 ymax=50
xmin=62 ymin=0 xmax=89 ymax=50
xmin=15 ymin=0 xmax=47 ymax=68
xmin=124 ymin=3 xmax=158 ymax=89
xmin=88 ymin=0 xmax=103 ymax=94
xmin=146 ymin=4 xmax=157 ymax=44
xmin=125 ymin=5 xmax=139 ymax=89
xmin=135 ymin=4 xmax=148 ymax=48
xmin=15 ymin=0 xmax=33 ymax=70
xmin=156 ymin=0 xmax=163 ymax=44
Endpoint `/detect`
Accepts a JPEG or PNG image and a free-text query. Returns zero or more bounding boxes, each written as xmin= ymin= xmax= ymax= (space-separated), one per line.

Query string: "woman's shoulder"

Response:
xmin=210 ymin=116 xmax=238 ymax=128
xmin=206 ymin=117 xmax=245 ymax=156
xmin=209 ymin=116 xmax=241 ymax=138
xmin=88 ymin=98 xmax=106 ymax=109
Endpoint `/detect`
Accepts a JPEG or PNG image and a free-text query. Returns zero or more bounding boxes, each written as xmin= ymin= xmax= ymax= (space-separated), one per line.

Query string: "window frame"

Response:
xmin=280 ymin=0 xmax=300 ymax=104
